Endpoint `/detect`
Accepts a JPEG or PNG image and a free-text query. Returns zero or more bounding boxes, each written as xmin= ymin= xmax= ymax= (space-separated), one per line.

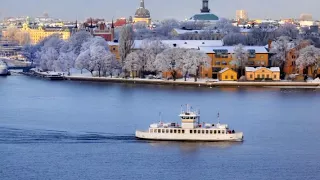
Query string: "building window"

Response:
xmin=260 ymin=56 xmax=264 ymax=58
xmin=113 ymin=48 xmax=116 ymax=51
xmin=222 ymin=61 xmax=227 ymax=65
xmin=267 ymin=74 xmax=270 ymax=79
xmin=257 ymin=75 xmax=260 ymax=79
xmin=274 ymin=75 xmax=277 ymax=79
xmin=231 ymin=75 xmax=234 ymax=79
xmin=225 ymin=75 xmax=228 ymax=79
xmin=250 ymin=74 xmax=253 ymax=79
xmin=262 ymin=74 xmax=265 ymax=79
xmin=215 ymin=61 xmax=221 ymax=65
xmin=262 ymin=70 xmax=265 ymax=72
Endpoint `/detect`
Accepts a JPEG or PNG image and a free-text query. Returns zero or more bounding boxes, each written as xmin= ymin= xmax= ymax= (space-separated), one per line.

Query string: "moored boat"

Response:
xmin=135 ymin=105 xmax=244 ymax=142
xmin=0 ymin=60 xmax=9 ymax=76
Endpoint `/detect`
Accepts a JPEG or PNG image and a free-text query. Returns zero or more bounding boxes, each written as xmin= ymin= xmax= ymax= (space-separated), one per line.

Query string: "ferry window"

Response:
xmin=206 ymin=130 xmax=209 ymax=134
xmin=182 ymin=130 xmax=185 ymax=134
xmin=158 ymin=129 xmax=161 ymax=133
xmin=194 ymin=130 xmax=197 ymax=134
xmin=210 ymin=130 xmax=213 ymax=134
xmin=218 ymin=130 xmax=221 ymax=134
xmin=198 ymin=130 xmax=201 ymax=134
xmin=150 ymin=129 xmax=153 ymax=133
xmin=214 ymin=130 xmax=216 ymax=134
xmin=166 ymin=129 xmax=169 ymax=133
xmin=174 ymin=130 xmax=177 ymax=133
xmin=202 ymin=130 xmax=205 ymax=134
xmin=170 ymin=129 xmax=173 ymax=133
xmin=186 ymin=117 xmax=189 ymax=119
xmin=190 ymin=130 xmax=193 ymax=134
xmin=222 ymin=130 xmax=225 ymax=134
xmin=162 ymin=129 xmax=165 ymax=133
xmin=178 ymin=130 xmax=181 ymax=133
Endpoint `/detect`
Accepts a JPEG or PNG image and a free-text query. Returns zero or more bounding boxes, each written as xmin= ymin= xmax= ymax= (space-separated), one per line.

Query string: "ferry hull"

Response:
xmin=135 ymin=131 xmax=243 ymax=142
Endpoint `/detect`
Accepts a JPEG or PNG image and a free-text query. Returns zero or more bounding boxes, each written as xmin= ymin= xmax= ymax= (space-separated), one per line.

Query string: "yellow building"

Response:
xmin=20 ymin=23 xmax=70 ymax=44
xmin=199 ymin=46 xmax=269 ymax=79
xmin=108 ymin=42 xmax=120 ymax=60
xmin=245 ymin=67 xmax=280 ymax=81
xmin=218 ymin=68 xmax=238 ymax=81
xmin=133 ymin=0 xmax=151 ymax=25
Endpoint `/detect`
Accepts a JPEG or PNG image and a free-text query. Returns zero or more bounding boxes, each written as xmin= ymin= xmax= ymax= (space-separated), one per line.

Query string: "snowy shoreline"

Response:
xmin=64 ymin=76 xmax=320 ymax=88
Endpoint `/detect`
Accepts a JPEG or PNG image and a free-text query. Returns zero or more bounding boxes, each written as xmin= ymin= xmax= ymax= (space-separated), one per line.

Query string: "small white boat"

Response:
xmin=135 ymin=105 xmax=244 ymax=142
xmin=0 ymin=60 xmax=9 ymax=76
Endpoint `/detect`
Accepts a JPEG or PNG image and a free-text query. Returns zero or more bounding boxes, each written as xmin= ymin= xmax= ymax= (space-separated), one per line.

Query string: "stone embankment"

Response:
xmin=65 ymin=76 xmax=320 ymax=88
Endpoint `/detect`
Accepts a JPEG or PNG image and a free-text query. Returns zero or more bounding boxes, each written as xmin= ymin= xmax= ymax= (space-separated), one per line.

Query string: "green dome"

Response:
xmin=190 ymin=13 xmax=219 ymax=21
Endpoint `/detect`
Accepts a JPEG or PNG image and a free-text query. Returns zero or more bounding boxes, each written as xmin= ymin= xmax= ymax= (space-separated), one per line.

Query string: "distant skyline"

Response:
xmin=1 ymin=0 xmax=319 ymax=21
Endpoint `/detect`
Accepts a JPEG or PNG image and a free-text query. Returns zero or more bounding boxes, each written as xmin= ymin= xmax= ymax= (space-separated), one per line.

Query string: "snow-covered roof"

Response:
xmin=219 ymin=68 xmax=230 ymax=73
xmin=199 ymin=46 xmax=268 ymax=54
xmin=173 ymin=28 xmax=206 ymax=35
xmin=108 ymin=41 xmax=119 ymax=46
xmin=269 ymin=67 xmax=280 ymax=72
xmin=133 ymin=40 xmax=223 ymax=49
xmin=245 ymin=67 xmax=280 ymax=72
xmin=245 ymin=67 xmax=256 ymax=72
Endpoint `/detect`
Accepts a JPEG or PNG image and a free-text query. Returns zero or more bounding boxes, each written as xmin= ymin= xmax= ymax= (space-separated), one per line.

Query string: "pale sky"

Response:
xmin=1 ymin=0 xmax=319 ymax=21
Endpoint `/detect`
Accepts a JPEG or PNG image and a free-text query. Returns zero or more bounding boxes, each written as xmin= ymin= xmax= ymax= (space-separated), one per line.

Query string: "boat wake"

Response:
xmin=0 ymin=127 xmax=136 ymax=144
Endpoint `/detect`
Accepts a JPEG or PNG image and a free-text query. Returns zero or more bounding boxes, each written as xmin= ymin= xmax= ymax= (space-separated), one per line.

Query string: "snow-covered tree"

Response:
xmin=119 ymin=24 xmax=134 ymax=67
xmin=191 ymin=50 xmax=211 ymax=82
xmin=213 ymin=18 xmax=239 ymax=34
xmin=270 ymin=36 xmax=295 ymax=73
xmin=123 ymin=51 xmax=142 ymax=78
xmin=232 ymin=44 xmax=249 ymax=76
xmin=155 ymin=48 xmax=186 ymax=81
xmin=75 ymin=49 xmax=92 ymax=74
xmin=276 ymin=23 xmax=299 ymax=39
xmin=90 ymin=45 xmax=115 ymax=77
xmin=54 ymin=51 xmax=77 ymax=74
xmin=140 ymin=39 xmax=167 ymax=72
xmin=296 ymin=45 xmax=320 ymax=77
xmin=223 ymin=33 xmax=247 ymax=46
xmin=68 ymin=31 xmax=92 ymax=56
xmin=155 ymin=19 xmax=180 ymax=39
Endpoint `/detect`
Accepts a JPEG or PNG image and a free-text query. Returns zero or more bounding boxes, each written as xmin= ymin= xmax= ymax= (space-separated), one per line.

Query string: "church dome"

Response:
xmin=135 ymin=8 xmax=150 ymax=18
xmin=134 ymin=0 xmax=150 ymax=18
xmin=190 ymin=13 xmax=219 ymax=21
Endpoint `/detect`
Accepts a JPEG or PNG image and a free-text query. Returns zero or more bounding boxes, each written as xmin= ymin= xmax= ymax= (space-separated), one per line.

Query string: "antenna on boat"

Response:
xmin=217 ymin=112 xmax=220 ymax=124
xmin=159 ymin=112 xmax=162 ymax=122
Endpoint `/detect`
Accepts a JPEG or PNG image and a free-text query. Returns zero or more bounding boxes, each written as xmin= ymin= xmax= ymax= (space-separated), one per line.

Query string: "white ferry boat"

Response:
xmin=135 ymin=105 xmax=244 ymax=142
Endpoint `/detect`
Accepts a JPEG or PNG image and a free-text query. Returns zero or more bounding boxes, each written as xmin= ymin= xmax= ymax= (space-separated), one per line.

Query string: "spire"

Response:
xmin=111 ymin=19 xmax=114 ymax=28
xmin=140 ymin=0 xmax=145 ymax=8
xmin=201 ymin=0 xmax=210 ymax=13
xmin=75 ymin=20 xmax=78 ymax=29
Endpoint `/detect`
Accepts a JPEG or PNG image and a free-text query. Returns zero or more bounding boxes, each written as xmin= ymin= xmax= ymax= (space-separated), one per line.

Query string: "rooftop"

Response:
xmin=199 ymin=46 xmax=268 ymax=54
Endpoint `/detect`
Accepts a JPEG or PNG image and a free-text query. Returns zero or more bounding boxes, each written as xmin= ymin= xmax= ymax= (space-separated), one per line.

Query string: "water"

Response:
xmin=1 ymin=75 xmax=320 ymax=180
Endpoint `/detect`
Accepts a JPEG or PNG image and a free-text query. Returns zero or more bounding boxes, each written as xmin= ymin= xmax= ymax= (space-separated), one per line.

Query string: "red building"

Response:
xmin=83 ymin=18 xmax=115 ymax=41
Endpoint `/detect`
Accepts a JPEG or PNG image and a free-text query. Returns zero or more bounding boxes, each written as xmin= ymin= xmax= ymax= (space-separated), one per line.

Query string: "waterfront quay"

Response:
xmin=65 ymin=76 xmax=320 ymax=88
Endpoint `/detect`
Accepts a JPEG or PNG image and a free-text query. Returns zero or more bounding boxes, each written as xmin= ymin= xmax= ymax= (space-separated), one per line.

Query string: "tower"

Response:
xmin=140 ymin=0 xmax=145 ymax=8
xmin=111 ymin=19 xmax=115 ymax=41
xmin=201 ymin=0 xmax=210 ymax=13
